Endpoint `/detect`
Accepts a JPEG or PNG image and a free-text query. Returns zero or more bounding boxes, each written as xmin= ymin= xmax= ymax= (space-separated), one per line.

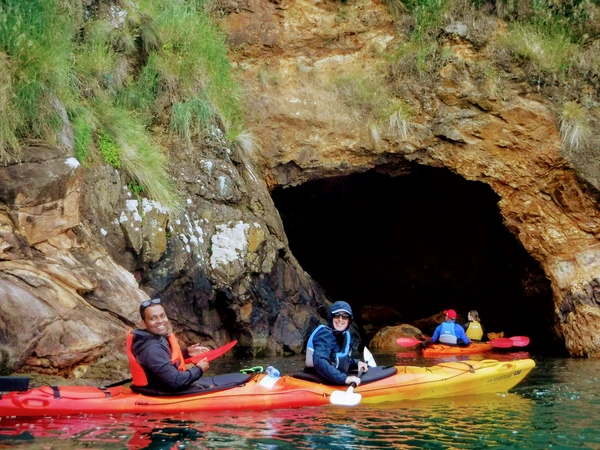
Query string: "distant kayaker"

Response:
xmin=431 ymin=309 xmax=471 ymax=346
xmin=305 ymin=300 xmax=369 ymax=386
xmin=464 ymin=310 xmax=484 ymax=341
xmin=127 ymin=298 xmax=211 ymax=395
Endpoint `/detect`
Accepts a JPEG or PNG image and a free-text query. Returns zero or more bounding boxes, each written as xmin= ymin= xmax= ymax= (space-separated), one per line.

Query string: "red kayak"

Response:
xmin=423 ymin=342 xmax=494 ymax=357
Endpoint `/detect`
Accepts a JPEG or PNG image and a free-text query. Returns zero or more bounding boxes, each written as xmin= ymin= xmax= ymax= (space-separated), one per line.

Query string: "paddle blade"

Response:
xmin=510 ymin=336 xmax=530 ymax=347
xmin=187 ymin=340 xmax=237 ymax=364
xmin=363 ymin=347 xmax=377 ymax=367
xmin=330 ymin=387 xmax=362 ymax=406
xmin=396 ymin=337 xmax=422 ymax=347
xmin=490 ymin=338 xmax=513 ymax=348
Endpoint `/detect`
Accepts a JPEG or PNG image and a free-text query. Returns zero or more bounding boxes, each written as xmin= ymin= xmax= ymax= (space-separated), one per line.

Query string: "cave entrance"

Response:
xmin=271 ymin=165 xmax=556 ymax=350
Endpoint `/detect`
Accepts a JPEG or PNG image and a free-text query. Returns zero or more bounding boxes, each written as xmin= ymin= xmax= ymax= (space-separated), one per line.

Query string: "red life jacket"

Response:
xmin=126 ymin=330 xmax=187 ymax=386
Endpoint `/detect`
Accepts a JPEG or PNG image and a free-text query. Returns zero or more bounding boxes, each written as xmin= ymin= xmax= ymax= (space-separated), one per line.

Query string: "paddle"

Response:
xmin=185 ymin=340 xmax=237 ymax=364
xmin=330 ymin=347 xmax=373 ymax=406
xmin=490 ymin=337 xmax=513 ymax=348
xmin=510 ymin=336 xmax=530 ymax=347
xmin=105 ymin=340 xmax=237 ymax=388
xmin=330 ymin=367 xmax=365 ymax=407
xmin=396 ymin=337 xmax=423 ymax=347
xmin=363 ymin=347 xmax=377 ymax=367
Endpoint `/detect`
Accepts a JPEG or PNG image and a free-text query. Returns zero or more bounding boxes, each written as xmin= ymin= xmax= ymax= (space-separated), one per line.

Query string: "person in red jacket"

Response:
xmin=128 ymin=298 xmax=210 ymax=394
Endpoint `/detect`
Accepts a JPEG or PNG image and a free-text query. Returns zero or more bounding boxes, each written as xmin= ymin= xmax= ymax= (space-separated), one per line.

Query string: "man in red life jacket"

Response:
xmin=128 ymin=298 xmax=210 ymax=394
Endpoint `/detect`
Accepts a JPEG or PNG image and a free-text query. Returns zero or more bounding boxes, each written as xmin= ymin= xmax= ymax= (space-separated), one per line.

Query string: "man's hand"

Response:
xmin=187 ymin=343 xmax=210 ymax=357
xmin=196 ymin=357 xmax=209 ymax=372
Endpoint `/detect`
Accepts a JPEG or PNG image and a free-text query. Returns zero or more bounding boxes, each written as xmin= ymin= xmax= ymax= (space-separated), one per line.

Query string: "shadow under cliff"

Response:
xmin=271 ymin=165 xmax=557 ymax=351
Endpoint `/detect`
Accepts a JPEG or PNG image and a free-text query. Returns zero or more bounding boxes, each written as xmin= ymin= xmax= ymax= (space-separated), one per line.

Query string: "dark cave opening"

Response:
xmin=271 ymin=165 xmax=556 ymax=350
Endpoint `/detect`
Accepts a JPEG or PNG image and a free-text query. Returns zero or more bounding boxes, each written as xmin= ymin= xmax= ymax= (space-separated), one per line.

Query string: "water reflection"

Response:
xmin=0 ymin=357 xmax=599 ymax=449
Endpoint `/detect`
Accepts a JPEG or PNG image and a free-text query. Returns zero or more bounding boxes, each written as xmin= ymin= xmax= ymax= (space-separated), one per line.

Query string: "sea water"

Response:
xmin=0 ymin=354 xmax=599 ymax=449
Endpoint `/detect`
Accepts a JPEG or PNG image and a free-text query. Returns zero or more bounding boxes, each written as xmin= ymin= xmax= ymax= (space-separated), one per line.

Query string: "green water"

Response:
xmin=0 ymin=354 xmax=599 ymax=449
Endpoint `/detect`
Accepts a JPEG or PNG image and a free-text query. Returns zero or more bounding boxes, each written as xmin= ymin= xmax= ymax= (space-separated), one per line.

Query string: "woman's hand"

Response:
xmin=345 ymin=375 xmax=362 ymax=386
xmin=187 ymin=343 xmax=210 ymax=357
xmin=357 ymin=361 xmax=369 ymax=372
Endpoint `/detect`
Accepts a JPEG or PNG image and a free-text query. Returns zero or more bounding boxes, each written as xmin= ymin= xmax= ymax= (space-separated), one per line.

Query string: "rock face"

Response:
xmin=220 ymin=0 xmax=600 ymax=356
xmin=2 ymin=0 xmax=600 ymax=377
xmin=1 ymin=133 xmax=330 ymax=375
xmin=0 ymin=145 xmax=145 ymax=375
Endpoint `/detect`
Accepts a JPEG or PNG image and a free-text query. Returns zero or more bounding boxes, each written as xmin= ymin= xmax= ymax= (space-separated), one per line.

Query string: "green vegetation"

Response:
xmin=382 ymin=0 xmax=600 ymax=162
xmin=333 ymin=70 xmax=415 ymax=140
xmin=138 ymin=0 xmax=243 ymax=139
xmin=98 ymin=130 xmax=121 ymax=169
xmin=385 ymin=0 xmax=600 ymax=82
xmin=73 ymin=118 xmax=93 ymax=163
xmin=171 ymin=98 xmax=214 ymax=148
xmin=0 ymin=0 xmax=245 ymax=210
xmin=0 ymin=0 xmax=77 ymax=160
xmin=128 ymin=180 xmax=145 ymax=198
xmin=497 ymin=23 xmax=577 ymax=74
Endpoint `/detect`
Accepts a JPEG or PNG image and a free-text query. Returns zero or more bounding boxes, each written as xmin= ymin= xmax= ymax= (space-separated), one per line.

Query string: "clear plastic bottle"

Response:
xmin=265 ymin=366 xmax=280 ymax=378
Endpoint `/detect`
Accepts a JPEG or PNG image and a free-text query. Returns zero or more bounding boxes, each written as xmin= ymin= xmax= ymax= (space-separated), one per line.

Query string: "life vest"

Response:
xmin=466 ymin=321 xmax=483 ymax=341
xmin=126 ymin=330 xmax=187 ymax=386
xmin=305 ymin=324 xmax=351 ymax=371
xmin=438 ymin=321 xmax=458 ymax=345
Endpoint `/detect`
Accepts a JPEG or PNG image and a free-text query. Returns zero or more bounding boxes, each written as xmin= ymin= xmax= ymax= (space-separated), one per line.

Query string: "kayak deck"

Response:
xmin=0 ymin=358 xmax=535 ymax=417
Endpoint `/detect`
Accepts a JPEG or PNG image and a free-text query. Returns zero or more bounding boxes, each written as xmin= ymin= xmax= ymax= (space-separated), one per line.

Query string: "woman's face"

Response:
xmin=332 ymin=313 xmax=351 ymax=331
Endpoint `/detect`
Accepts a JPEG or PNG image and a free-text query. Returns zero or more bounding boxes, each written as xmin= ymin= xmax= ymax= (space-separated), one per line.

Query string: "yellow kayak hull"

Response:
xmin=359 ymin=358 xmax=535 ymax=403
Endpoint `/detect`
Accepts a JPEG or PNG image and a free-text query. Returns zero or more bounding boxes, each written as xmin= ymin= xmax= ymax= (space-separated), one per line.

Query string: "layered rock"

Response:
xmin=0 ymin=145 xmax=144 ymax=375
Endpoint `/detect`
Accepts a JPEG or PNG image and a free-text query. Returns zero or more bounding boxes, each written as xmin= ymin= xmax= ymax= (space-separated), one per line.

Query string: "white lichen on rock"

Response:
xmin=65 ymin=158 xmax=80 ymax=169
xmin=125 ymin=200 xmax=142 ymax=222
xmin=210 ymin=221 xmax=250 ymax=268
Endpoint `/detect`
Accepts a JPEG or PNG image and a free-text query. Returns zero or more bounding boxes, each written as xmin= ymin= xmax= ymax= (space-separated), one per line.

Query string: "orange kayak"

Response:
xmin=0 ymin=358 xmax=535 ymax=417
xmin=423 ymin=342 xmax=494 ymax=357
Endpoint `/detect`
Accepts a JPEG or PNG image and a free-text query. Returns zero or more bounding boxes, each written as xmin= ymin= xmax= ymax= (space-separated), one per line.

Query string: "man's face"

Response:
xmin=142 ymin=304 xmax=170 ymax=336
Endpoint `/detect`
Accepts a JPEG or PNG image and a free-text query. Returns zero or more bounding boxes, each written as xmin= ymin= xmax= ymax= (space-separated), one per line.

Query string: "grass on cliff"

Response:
xmin=560 ymin=101 xmax=594 ymax=154
xmin=0 ymin=0 xmax=245 ymax=210
xmin=333 ymin=71 xmax=415 ymax=141
xmin=384 ymin=0 xmax=600 ymax=159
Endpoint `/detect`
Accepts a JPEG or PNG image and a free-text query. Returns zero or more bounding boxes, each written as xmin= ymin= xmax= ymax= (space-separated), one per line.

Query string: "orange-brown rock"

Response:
xmin=369 ymin=324 xmax=422 ymax=352
xmin=222 ymin=0 xmax=600 ymax=356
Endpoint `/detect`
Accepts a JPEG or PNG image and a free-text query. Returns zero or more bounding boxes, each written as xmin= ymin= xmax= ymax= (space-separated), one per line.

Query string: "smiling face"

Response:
xmin=332 ymin=313 xmax=351 ymax=332
xmin=142 ymin=304 xmax=170 ymax=336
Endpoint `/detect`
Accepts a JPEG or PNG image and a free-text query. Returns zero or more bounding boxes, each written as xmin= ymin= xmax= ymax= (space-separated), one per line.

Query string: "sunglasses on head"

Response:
xmin=333 ymin=313 xmax=351 ymax=320
xmin=141 ymin=298 xmax=161 ymax=308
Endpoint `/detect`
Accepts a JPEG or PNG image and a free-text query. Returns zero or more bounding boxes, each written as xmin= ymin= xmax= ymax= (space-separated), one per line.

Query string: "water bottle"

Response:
xmin=266 ymin=366 xmax=280 ymax=378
